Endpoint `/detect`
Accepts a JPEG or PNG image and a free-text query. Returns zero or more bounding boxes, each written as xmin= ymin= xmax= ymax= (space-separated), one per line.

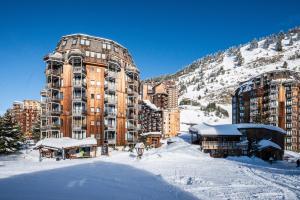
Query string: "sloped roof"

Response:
xmin=257 ymin=139 xmax=281 ymax=150
xmin=189 ymin=123 xmax=286 ymax=136
xmin=189 ymin=123 xmax=242 ymax=136
xmin=35 ymin=137 xmax=97 ymax=149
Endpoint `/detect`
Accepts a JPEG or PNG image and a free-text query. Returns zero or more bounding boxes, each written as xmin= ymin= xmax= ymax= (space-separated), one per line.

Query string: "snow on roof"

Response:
xmin=234 ymin=123 xmax=286 ymax=134
xmin=257 ymin=139 xmax=281 ymax=150
xmin=238 ymin=80 xmax=253 ymax=94
xmin=189 ymin=123 xmax=286 ymax=136
xmin=189 ymin=123 xmax=242 ymax=136
xmin=35 ymin=137 xmax=97 ymax=149
xmin=143 ymin=100 xmax=160 ymax=111
xmin=62 ymin=33 xmax=127 ymax=50
xmin=141 ymin=132 xmax=162 ymax=137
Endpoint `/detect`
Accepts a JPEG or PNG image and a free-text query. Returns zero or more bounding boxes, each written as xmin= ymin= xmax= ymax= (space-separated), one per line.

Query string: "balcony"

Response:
xmin=50 ymin=109 xmax=61 ymax=116
xmin=46 ymin=69 xmax=61 ymax=76
xmin=48 ymin=96 xmax=61 ymax=102
xmin=73 ymin=95 xmax=87 ymax=102
xmin=104 ymin=96 xmax=117 ymax=104
xmin=104 ymin=83 xmax=116 ymax=91
xmin=104 ymin=123 xmax=116 ymax=130
xmin=72 ymin=124 xmax=87 ymax=131
xmin=47 ymin=83 xmax=60 ymax=89
xmin=73 ymin=81 xmax=87 ymax=88
xmin=72 ymin=109 xmax=87 ymax=116
xmin=105 ymin=110 xmax=116 ymax=117
xmin=105 ymin=71 xmax=117 ymax=79
xmin=73 ymin=66 xmax=86 ymax=74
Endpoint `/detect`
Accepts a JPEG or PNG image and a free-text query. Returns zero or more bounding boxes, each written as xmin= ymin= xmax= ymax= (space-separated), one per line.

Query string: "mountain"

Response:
xmin=146 ymin=27 xmax=300 ymax=106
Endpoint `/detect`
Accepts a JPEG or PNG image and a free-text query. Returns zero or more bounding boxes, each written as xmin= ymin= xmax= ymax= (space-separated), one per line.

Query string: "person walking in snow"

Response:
xmin=297 ymin=159 xmax=300 ymax=167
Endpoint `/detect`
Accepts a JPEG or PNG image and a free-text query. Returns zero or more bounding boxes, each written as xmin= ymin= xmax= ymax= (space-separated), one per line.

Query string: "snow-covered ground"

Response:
xmin=0 ymin=134 xmax=300 ymax=200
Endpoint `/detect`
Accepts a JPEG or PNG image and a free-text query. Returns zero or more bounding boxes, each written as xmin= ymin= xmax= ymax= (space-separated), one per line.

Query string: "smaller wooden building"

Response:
xmin=34 ymin=137 xmax=97 ymax=159
xmin=141 ymin=132 xmax=162 ymax=148
xmin=189 ymin=123 xmax=242 ymax=158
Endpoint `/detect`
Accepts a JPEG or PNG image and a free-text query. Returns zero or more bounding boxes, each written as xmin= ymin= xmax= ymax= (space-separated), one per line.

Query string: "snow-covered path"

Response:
xmin=0 ymin=136 xmax=299 ymax=200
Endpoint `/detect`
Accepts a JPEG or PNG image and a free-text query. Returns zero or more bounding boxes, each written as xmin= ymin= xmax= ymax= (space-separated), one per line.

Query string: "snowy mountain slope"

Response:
xmin=176 ymin=28 xmax=300 ymax=104
xmin=147 ymin=27 xmax=300 ymax=125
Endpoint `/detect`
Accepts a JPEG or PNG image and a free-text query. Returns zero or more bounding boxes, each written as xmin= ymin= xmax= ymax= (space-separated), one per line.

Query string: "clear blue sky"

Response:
xmin=0 ymin=0 xmax=300 ymax=114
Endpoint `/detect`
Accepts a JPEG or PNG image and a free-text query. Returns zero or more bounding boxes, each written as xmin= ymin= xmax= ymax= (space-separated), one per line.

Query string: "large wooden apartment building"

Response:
xmin=9 ymin=100 xmax=41 ymax=138
xmin=41 ymin=34 xmax=140 ymax=146
xmin=232 ymin=69 xmax=300 ymax=152
xmin=142 ymin=80 xmax=180 ymax=137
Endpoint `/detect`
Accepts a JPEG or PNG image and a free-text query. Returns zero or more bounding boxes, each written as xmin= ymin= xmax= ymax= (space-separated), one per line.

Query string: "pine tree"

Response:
xmin=263 ymin=38 xmax=270 ymax=49
xmin=248 ymin=39 xmax=258 ymax=50
xmin=275 ymin=39 xmax=283 ymax=51
xmin=235 ymin=49 xmax=244 ymax=66
xmin=282 ymin=61 xmax=288 ymax=68
xmin=0 ymin=111 xmax=24 ymax=154
xmin=31 ymin=118 xmax=41 ymax=142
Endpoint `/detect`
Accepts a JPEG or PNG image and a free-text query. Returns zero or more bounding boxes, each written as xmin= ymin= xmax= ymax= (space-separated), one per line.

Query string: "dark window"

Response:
xmin=91 ymin=93 xmax=95 ymax=99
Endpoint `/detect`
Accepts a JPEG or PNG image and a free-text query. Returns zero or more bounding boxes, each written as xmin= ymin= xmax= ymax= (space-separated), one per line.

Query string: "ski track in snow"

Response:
xmin=0 ymin=135 xmax=299 ymax=200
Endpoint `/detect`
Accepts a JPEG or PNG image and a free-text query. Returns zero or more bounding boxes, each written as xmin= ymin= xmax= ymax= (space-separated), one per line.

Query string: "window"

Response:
xmin=90 ymin=52 xmax=95 ymax=58
xmin=91 ymin=93 xmax=95 ymax=99
xmin=86 ymin=40 xmax=90 ymax=46
xmin=96 ymin=108 xmax=100 ymax=113
xmin=80 ymin=39 xmax=85 ymax=45
xmin=91 ymin=120 xmax=95 ymax=125
xmin=96 ymin=81 xmax=100 ymax=86
xmin=102 ymin=43 xmax=107 ymax=49
xmin=85 ymin=51 xmax=90 ymax=57
xmin=96 ymin=53 xmax=101 ymax=59
xmin=96 ymin=121 xmax=101 ymax=126
xmin=96 ymin=68 xmax=100 ymax=72
xmin=61 ymin=79 xmax=64 ymax=87
xmin=107 ymin=44 xmax=111 ymax=50
xmin=114 ymin=46 xmax=119 ymax=52
xmin=90 ymin=80 xmax=95 ymax=85
xmin=96 ymin=94 xmax=101 ymax=99
xmin=72 ymin=39 xmax=77 ymax=45
xmin=90 ymin=107 xmax=95 ymax=113
xmin=102 ymin=54 xmax=106 ymax=59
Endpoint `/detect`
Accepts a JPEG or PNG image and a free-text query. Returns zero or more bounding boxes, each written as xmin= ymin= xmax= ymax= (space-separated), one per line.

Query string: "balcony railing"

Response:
xmin=201 ymin=141 xmax=239 ymax=150
xmin=73 ymin=81 xmax=87 ymax=88
xmin=72 ymin=109 xmax=87 ymax=116
xmin=73 ymin=66 xmax=86 ymax=74
xmin=104 ymin=96 xmax=117 ymax=104
xmin=47 ymin=83 xmax=60 ymax=89
xmin=104 ymin=83 xmax=116 ymax=91
xmin=46 ymin=69 xmax=61 ymax=76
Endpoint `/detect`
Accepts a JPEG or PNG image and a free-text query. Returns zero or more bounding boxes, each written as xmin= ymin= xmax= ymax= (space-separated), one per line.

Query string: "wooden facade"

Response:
xmin=233 ymin=70 xmax=300 ymax=152
xmin=41 ymin=34 xmax=140 ymax=146
xmin=9 ymin=100 xmax=41 ymax=138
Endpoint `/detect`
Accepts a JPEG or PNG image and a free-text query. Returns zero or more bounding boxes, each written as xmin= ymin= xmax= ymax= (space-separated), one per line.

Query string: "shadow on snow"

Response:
xmin=0 ymin=161 xmax=198 ymax=200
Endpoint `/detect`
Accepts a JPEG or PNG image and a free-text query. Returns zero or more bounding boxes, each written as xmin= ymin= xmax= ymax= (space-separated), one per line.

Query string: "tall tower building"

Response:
xmin=232 ymin=69 xmax=300 ymax=152
xmin=41 ymin=34 xmax=140 ymax=146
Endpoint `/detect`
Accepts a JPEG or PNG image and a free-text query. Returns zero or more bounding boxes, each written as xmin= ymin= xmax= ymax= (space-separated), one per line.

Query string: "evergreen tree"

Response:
xmin=248 ymin=39 xmax=258 ymax=50
xmin=235 ymin=49 xmax=244 ymax=66
xmin=31 ymin=118 xmax=41 ymax=142
xmin=282 ymin=61 xmax=288 ymax=68
xmin=275 ymin=39 xmax=283 ymax=51
xmin=263 ymin=38 xmax=271 ymax=49
xmin=0 ymin=111 xmax=24 ymax=154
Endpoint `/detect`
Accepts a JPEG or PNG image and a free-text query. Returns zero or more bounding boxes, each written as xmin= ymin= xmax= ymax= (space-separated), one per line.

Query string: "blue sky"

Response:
xmin=0 ymin=0 xmax=300 ymax=114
